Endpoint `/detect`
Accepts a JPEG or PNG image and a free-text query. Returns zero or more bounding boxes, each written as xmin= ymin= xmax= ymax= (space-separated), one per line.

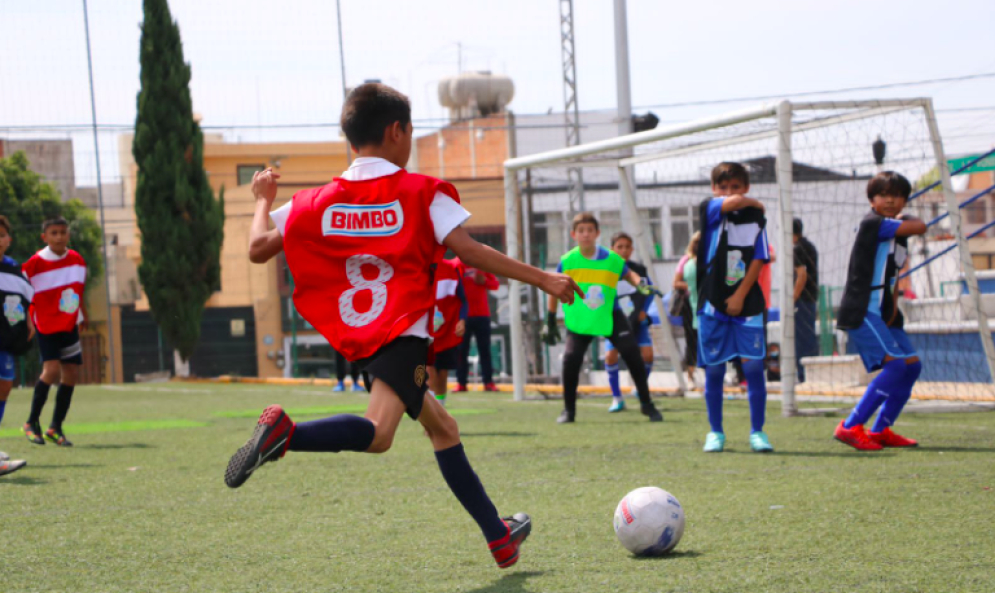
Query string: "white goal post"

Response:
xmin=503 ymin=98 xmax=995 ymax=414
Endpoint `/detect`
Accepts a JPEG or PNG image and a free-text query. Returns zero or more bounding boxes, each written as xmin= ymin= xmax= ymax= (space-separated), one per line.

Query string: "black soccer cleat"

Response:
xmin=556 ymin=409 xmax=575 ymax=424
xmin=224 ymin=404 xmax=296 ymax=488
xmin=641 ymin=403 xmax=663 ymax=422
xmin=45 ymin=427 xmax=73 ymax=447
xmin=23 ymin=423 xmax=45 ymax=446
xmin=489 ymin=513 xmax=532 ymax=568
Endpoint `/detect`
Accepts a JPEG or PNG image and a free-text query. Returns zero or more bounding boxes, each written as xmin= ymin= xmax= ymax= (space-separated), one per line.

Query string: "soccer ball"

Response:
xmin=613 ymin=487 xmax=686 ymax=556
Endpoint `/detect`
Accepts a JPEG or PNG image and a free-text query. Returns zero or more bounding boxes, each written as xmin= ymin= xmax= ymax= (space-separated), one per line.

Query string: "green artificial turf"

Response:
xmin=1 ymin=383 xmax=993 ymax=592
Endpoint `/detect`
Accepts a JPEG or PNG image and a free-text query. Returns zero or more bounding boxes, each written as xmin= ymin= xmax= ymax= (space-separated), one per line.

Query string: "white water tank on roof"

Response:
xmin=438 ymin=71 xmax=514 ymax=121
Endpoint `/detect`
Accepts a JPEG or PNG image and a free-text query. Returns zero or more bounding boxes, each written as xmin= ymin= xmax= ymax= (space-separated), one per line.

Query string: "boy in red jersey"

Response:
xmin=225 ymin=83 xmax=581 ymax=568
xmin=429 ymin=257 xmax=467 ymax=407
xmin=455 ymin=259 xmax=500 ymax=392
xmin=21 ymin=217 xmax=87 ymax=447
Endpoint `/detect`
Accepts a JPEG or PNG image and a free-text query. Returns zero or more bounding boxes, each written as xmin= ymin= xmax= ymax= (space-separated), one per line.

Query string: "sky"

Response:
xmin=1 ymin=0 xmax=994 ymax=184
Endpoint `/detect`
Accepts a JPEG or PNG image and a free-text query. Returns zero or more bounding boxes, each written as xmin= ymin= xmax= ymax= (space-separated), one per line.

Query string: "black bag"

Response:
xmin=669 ymin=289 xmax=689 ymax=318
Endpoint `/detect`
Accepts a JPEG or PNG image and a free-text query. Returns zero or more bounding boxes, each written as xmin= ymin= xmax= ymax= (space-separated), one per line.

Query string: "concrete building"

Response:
xmin=0 ymin=139 xmax=76 ymax=203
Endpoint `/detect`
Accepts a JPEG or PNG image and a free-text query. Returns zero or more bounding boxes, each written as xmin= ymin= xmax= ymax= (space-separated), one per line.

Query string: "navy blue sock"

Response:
xmin=28 ymin=380 xmax=50 ymax=426
xmin=0 ymin=399 xmax=6 ymax=427
xmin=435 ymin=443 xmax=506 ymax=543
xmin=871 ymin=361 xmax=922 ymax=433
xmin=845 ymin=359 xmax=906 ymax=428
xmin=607 ymin=363 xmax=621 ymax=399
xmin=288 ymin=414 xmax=375 ymax=453
xmin=704 ymin=363 xmax=725 ymax=433
xmin=743 ymin=358 xmax=767 ymax=433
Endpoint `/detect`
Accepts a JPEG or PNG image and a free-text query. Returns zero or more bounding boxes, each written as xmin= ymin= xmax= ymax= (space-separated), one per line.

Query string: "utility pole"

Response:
xmin=82 ymin=0 xmax=117 ymax=384
xmin=614 ymin=0 xmax=638 ymax=232
xmin=560 ymin=0 xmax=584 ymax=214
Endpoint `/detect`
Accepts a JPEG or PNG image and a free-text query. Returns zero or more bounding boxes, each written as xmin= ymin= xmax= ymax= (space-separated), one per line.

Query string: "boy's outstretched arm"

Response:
xmin=896 ymin=215 xmax=927 ymax=237
xmin=725 ymin=259 xmax=765 ymax=316
xmin=248 ymin=168 xmax=284 ymax=264
xmin=721 ymin=194 xmax=765 ymax=213
xmin=444 ymin=226 xmax=583 ymax=305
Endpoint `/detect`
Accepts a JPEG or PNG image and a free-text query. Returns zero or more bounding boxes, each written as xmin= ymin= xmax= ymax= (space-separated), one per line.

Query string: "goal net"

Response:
xmin=503 ymin=99 xmax=995 ymax=412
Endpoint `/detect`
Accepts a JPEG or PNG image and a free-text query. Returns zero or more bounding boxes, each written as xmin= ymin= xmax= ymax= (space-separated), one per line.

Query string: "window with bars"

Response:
xmin=668 ymin=205 xmax=701 ymax=259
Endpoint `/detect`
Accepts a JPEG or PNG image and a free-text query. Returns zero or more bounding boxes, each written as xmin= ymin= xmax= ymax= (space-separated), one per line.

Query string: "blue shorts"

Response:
xmin=0 ymin=351 xmax=14 ymax=381
xmin=697 ymin=310 xmax=766 ymax=366
xmin=847 ymin=314 xmax=917 ymax=372
xmin=605 ymin=321 xmax=653 ymax=351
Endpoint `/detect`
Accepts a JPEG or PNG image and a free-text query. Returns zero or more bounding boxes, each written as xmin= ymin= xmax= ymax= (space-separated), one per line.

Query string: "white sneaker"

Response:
xmin=0 ymin=451 xmax=9 ymax=462
xmin=0 ymin=459 xmax=26 ymax=477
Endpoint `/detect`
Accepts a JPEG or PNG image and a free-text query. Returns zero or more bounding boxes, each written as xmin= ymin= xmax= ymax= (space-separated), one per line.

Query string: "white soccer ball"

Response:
xmin=613 ymin=487 xmax=686 ymax=556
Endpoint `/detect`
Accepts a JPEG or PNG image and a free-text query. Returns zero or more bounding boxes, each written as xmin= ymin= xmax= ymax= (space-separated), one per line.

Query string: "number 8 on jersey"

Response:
xmin=339 ymin=254 xmax=394 ymax=327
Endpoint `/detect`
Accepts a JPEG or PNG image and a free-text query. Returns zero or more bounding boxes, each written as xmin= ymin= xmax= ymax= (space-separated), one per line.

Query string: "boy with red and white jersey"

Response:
xmin=429 ymin=257 xmax=467 ymax=407
xmin=21 ymin=217 xmax=87 ymax=447
xmin=225 ymin=83 xmax=582 ymax=568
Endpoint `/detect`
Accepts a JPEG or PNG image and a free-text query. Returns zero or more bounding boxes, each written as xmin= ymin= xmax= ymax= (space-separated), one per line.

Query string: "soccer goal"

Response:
xmin=503 ymin=98 xmax=995 ymax=414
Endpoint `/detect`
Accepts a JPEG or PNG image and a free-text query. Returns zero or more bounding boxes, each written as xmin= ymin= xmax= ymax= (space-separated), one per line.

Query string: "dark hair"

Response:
xmin=792 ymin=217 xmax=803 ymax=236
xmin=711 ymin=162 xmax=750 ymax=186
xmin=866 ymin=171 xmax=912 ymax=202
xmin=610 ymin=231 xmax=633 ymax=246
xmin=571 ymin=212 xmax=599 ymax=232
xmin=340 ymin=83 xmax=412 ymax=149
xmin=0 ymin=215 xmax=10 ymax=234
xmin=42 ymin=216 xmax=69 ymax=232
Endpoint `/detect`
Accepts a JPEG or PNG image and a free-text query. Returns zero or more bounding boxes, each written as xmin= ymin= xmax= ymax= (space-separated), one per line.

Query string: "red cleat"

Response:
xmin=454 ymin=384 xmax=468 ymax=393
xmin=833 ymin=421 xmax=883 ymax=451
xmin=489 ymin=513 xmax=532 ymax=568
xmin=484 ymin=383 xmax=498 ymax=392
xmin=224 ymin=404 xmax=296 ymax=488
xmin=868 ymin=427 xmax=918 ymax=448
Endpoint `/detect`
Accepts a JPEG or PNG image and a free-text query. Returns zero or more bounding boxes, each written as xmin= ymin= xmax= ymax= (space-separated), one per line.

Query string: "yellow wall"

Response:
xmin=113 ymin=138 xmax=350 ymax=380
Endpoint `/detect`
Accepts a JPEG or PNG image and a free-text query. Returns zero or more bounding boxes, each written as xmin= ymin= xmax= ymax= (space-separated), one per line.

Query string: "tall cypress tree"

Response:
xmin=133 ymin=0 xmax=224 ymax=361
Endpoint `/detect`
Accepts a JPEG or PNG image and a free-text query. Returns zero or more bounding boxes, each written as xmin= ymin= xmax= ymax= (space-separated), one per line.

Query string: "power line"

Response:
xmin=629 ymin=71 xmax=995 ymax=111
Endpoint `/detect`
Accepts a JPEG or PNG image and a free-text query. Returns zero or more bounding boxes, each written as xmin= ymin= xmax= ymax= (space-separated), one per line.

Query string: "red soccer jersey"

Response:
xmin=22 ymin=247 xmax=87 ymax=335
xmin=457 ymin=259 xmax=499 ymax=317
xmin=432 ymin=258 xmax=464 ymax=353
xmin=283 ymin=170 xmax=459 ymax=361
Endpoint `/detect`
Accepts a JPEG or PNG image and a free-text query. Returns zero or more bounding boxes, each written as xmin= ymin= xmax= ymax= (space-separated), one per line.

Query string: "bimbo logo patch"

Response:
xmin=322 ymin=200 xmax=404 ymax=237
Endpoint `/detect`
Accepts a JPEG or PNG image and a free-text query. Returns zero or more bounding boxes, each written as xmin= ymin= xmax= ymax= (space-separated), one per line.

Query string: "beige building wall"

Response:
xmin=109 ymin=136 xmax=349 ymax=380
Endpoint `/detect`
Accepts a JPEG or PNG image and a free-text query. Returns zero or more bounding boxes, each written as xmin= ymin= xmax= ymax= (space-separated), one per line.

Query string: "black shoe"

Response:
xmin=45 ymin=427 xmax=73 ymax=447
xmin=225 ymin=404 xmax=295 ymax=488
xmin=641 ymin=404 xmax=663 ymax=422
xmin=23 ymin=423 xmax=45 ymax=445
xmin=489 ymin=512 xmax=532 ymax=568
xmin=556 ymin=410 xmax=575 ymax=424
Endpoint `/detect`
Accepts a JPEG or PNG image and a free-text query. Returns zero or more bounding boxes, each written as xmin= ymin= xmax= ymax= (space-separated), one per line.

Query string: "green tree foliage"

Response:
xmin=133 ymin=0 xmax=225 ymax=361
xmin=0 ymin=151 xmax=104 ymax=289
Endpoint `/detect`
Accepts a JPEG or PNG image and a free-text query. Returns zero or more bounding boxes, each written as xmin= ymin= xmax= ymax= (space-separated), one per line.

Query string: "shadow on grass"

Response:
xmin=28 ymin=463 xmax=99 ymax=470
xmin=467 ymin=571 xmax=546 ymax=593
xmin=630 ymin=549 xmax=702 ymax=561
xmin=724 ymin=450 xmax=897 ymax=458
xmin=461 ymin=432 xmax=538 ymax=438
xmin=0 ymin=475 xmax=48 ymax=485
xmin=77 ymin=443 xmax=155 ymax=450
xmin=916 ymin=446 xmax=995 ymax=454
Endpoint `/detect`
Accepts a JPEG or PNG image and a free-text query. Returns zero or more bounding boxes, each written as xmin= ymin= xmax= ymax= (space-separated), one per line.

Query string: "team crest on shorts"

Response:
xmin=322 ymin=200 xmax=404 ymax=237
xmin=59 ymin=288 xmax=80 ymax=314
xmin=3 ymin=296 xmax=25 ymax=325
xmin=414 ymin=364 xmax=427 ymax=388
